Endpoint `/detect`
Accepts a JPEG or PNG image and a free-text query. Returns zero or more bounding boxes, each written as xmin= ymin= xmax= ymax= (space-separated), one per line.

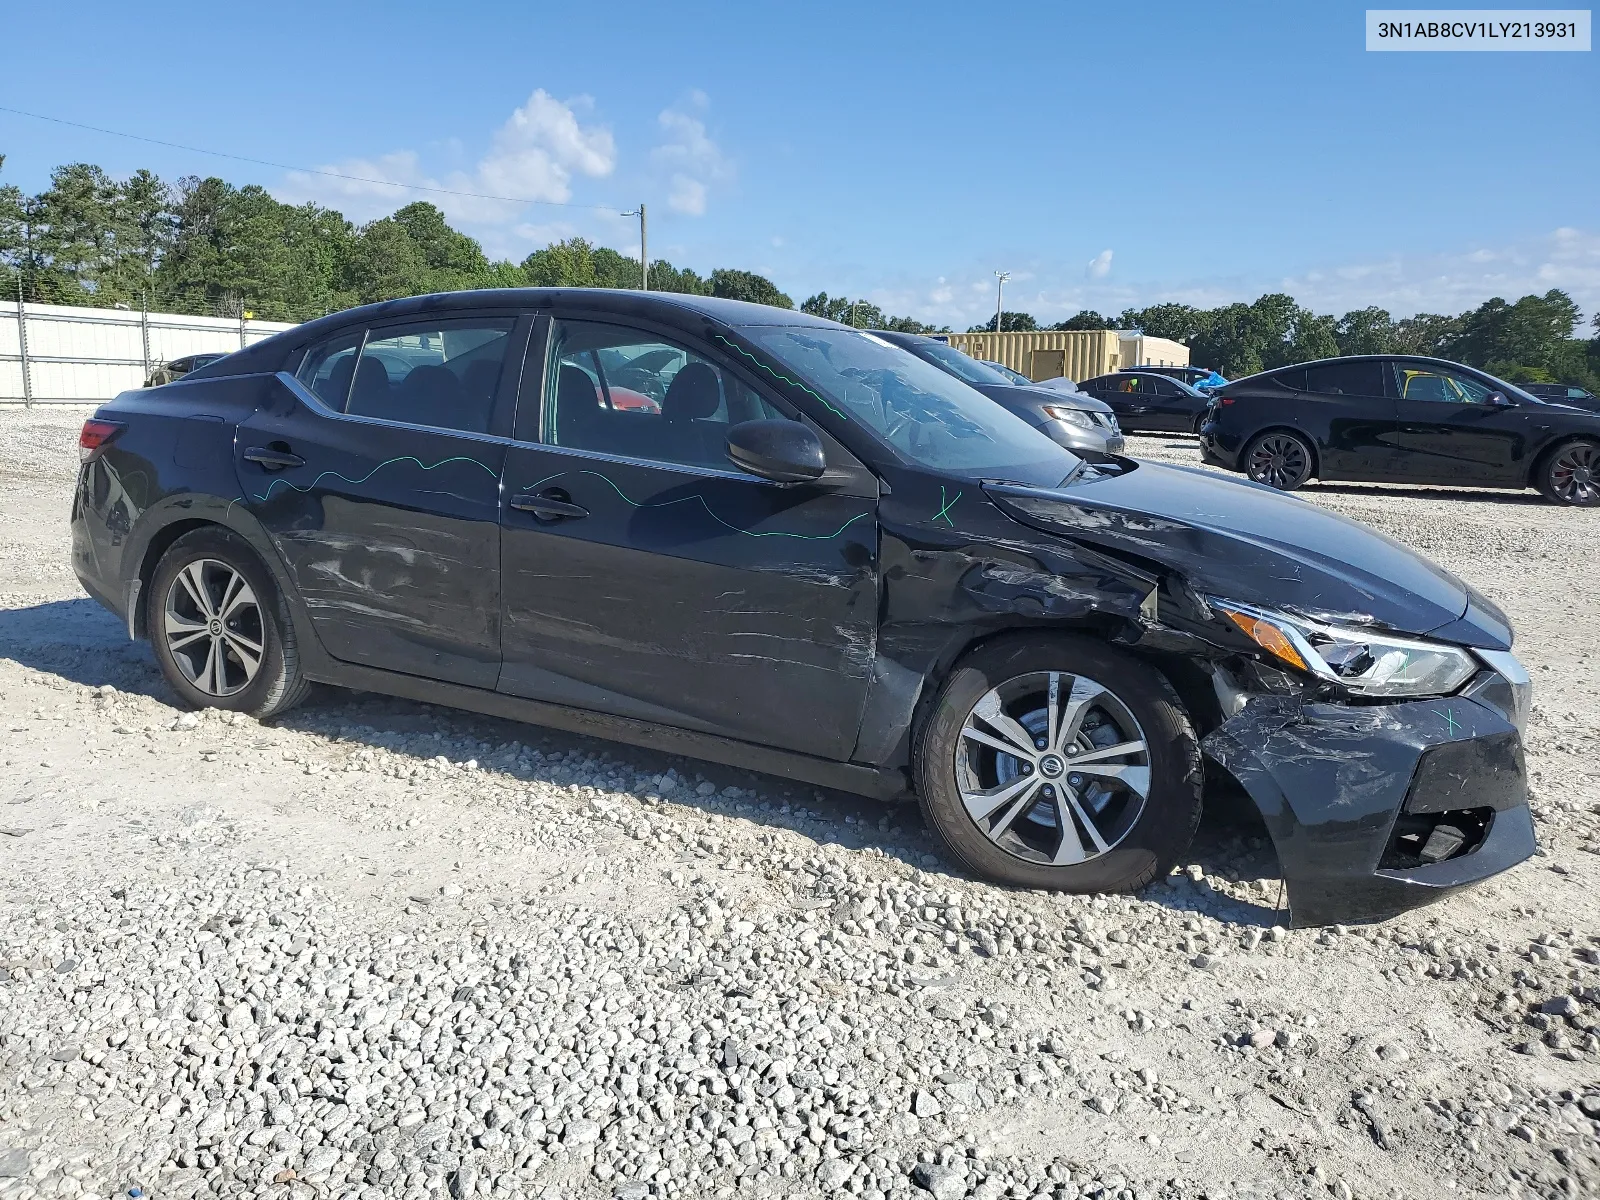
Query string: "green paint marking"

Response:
xmin=521 ymin=469 xmax=869 ymax=541
xmin=253 ymin=455 xmax=498 ymax=503
xmin=934 ymin=485 xmax=962 ymax=527
xmin=1432 ymin=707 xmax=1462 ymax=737
xmin=711 ymin=334 xmax=849 ymax=421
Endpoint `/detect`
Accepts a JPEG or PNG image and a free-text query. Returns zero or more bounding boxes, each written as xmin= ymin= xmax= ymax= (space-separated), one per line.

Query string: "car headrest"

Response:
xmin=661 ymin=362 xmax=721 ymax=422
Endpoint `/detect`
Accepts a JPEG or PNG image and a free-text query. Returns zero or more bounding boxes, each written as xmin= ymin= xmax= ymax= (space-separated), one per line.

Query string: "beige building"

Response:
xmin=943 ymin=330 xmax=1123 ymax=383
xmin=941 ymin=330 xmax=1191 ymax=383
xmin=1118 ymin=333 xmax=1190 ymax=369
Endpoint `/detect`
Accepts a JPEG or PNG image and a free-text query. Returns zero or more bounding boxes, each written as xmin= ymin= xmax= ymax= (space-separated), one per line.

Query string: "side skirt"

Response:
xmin=303 ymin=659 xmax=911 ymax=803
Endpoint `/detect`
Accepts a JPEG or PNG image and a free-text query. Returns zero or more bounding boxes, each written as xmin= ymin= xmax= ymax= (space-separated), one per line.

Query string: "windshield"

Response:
xmin=741 ymin=326 xmax=1081 ymax=482
xmin=913 ymin=342 xmax=1015 ymax=386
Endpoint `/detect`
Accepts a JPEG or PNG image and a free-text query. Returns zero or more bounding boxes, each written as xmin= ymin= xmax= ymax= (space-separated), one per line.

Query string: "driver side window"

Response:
xmin=542 ymin=320 xmax=786 ymax=471
xmin=1393 ymin=363 xmax=1493 ymax=405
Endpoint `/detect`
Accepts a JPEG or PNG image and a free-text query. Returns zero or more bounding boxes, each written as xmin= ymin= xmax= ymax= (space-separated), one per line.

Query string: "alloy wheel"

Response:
xmin=163 ymin=559 xmax=265 ymax=697
xmin=1246 ymin=434 xmax=1311 ymax=489
xmin=1548 ymin=444 xmax=1599 ymax=504
xmin=954 ymin=671 xmax=1150 ymax=866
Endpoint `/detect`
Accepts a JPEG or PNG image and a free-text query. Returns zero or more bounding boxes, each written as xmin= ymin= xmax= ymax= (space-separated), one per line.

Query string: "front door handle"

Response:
xmin=510 ymin=490 xmax=589 ymax=521
xmin=242 ymin=446 xmax=305 ymax=471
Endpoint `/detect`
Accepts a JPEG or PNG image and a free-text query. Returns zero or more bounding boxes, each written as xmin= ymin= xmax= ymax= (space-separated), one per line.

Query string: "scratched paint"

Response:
xmin=523 ymin=469 xmax=872 ymax=541
xmin=253 ymin=455 xmax=499 ymax=503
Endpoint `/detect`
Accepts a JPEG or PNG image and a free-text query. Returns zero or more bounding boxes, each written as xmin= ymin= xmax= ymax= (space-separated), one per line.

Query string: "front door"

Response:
xmin=235 ymin=313 xmax=527 ymax=688
xmin=1385 ymin=360 xmax=1546 ymax=484
xmin=497 ymin=315 xmax=880 ymax=760
xmin=1145 ymin=375 xmax=1196 ymax=431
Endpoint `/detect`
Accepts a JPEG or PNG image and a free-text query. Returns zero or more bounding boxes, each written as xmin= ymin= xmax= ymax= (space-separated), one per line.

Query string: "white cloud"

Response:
xmin=1277 ymin=228 xmax=1600 ymax=317
xmin=651 ymin=94 xmax=732 ymax=216
xmin=279 ymin=89 xmax=615 ymax=228
xmin=1087 ymin=249 xmax=1113 ymax=279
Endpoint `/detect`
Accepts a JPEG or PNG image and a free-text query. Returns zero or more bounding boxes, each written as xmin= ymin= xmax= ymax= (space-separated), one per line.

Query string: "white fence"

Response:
xmin=0 ymin=301 xmax=299 ymax=405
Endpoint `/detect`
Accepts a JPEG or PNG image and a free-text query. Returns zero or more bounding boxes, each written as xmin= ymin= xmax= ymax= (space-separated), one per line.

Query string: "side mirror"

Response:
xmin=1486 ymin=391 xmax=1512 ymax=406
xmin=726 ymin=419 xmax=826 ymax=484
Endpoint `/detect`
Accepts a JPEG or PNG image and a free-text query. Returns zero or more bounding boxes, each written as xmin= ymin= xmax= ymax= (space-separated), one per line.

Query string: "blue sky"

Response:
xmin=3 ymin=0 xmax=1596 ymax=327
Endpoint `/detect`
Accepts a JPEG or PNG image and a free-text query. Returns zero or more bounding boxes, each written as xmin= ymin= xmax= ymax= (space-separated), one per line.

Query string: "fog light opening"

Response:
xmin=1381 ymin=807 xmax=1494 ymax=870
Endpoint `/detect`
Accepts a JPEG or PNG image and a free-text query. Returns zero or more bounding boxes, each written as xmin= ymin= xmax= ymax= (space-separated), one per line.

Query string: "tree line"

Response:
xmin=975 ymin=292 xmax=1600 ymax=389
xmin=0 ymin=158 xmax=803 ymax=321
xmin=2 ymin=157 xmax=1595 ymax=387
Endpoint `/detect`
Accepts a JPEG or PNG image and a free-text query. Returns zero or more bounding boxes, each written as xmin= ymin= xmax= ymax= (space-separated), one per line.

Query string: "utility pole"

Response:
xmin=15 ymin=273 xmax=32 ymax=408
xmin=993 ymin=271 xmax=1010 ymax=335
xmin=622 ymin=204 xmax=648 ymax=290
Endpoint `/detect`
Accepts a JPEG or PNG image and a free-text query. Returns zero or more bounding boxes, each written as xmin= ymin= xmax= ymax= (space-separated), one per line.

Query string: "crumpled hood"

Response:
xmin=988 ymin=460 xmax=1510 ymax=646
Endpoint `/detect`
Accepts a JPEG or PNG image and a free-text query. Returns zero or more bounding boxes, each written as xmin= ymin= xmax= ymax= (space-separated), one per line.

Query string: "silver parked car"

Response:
xmin=870 ymin=332 xmax=1123 ymax=459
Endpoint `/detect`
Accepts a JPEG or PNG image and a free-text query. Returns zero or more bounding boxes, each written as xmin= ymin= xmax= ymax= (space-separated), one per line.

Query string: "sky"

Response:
xmin=2 ymin=0 xmax=1596 ymax=329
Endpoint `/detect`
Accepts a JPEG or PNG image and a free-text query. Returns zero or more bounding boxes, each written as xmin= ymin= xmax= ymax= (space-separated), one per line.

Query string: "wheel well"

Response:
xmin=1244 ymin=426 xmax=1320 ymax=478
xmin=904 ymin=616 xmax=1149 ymax=766
xmin=1527 ymin=435 xmax=1594 ymax=487
xmin=132 ymin=519 xmax=229 ymax=638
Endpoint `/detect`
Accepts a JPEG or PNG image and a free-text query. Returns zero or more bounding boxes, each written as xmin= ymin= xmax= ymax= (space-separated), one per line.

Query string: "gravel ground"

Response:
xmin=2 ymin=407 xmax=1598 ymax=1200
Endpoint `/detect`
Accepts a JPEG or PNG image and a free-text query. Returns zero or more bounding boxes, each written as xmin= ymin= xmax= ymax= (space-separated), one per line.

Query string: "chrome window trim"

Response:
xmin=517 ymin=437 xmax=780 ymax=487
xmin=275 ymin=372 xmax=518 ymax=450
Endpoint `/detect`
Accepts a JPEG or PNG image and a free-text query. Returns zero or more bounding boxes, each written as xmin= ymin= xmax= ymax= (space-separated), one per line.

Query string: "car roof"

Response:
xmin=867 ymin=329 xmax=936 ymax=346
xmin=207 ymin=288 xmax=847 ymax=378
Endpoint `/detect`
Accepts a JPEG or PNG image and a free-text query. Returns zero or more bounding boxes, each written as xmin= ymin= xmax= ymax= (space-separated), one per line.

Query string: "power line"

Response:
xmin=0 ymin=104 xmax=626 ymax=213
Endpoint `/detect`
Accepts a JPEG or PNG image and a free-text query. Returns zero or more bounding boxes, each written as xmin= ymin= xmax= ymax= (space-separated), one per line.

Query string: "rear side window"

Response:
xmin=351 ymin=320 xmax=514 ymax=434
xmin=296 ymin=331 xmax=363 ymax=410
xmin=1303 ymin=361 xmax=1386 ymax=396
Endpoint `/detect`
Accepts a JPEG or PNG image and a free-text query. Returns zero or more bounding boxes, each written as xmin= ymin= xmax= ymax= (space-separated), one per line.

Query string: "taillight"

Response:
xmin=1219 ymin=396 xmax=1235 ymax=405
xmin=79 ymin=419 xmax=124 ymax=463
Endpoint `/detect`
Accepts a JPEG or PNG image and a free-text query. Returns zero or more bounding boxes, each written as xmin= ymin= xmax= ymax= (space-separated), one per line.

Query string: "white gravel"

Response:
xmin=2 ymin=408 xmax=1599 ymax=1200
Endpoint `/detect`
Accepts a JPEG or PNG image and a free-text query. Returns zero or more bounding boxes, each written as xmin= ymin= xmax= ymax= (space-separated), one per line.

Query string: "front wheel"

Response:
xmin=1535 ymin=439 xmax=1600 ymax=506
xmin=1243 ymin=430 xmax=1314 ymax=491
xmin=915 ymin=634 xmax=1203 ymax=893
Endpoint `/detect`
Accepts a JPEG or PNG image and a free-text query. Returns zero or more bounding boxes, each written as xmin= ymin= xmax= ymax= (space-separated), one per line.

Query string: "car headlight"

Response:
xmin=1042 ymin=405 xmax=1095 ymax=429
xmin=1209 ymin=598 xmax=1478 ymax=698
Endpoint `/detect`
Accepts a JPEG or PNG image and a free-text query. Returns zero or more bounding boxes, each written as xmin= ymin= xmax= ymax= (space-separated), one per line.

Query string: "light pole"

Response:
xmin=993 ymin=270 xmax=1010 ymax=334
xmin=621 ymin=204 xmax=648 ymax=290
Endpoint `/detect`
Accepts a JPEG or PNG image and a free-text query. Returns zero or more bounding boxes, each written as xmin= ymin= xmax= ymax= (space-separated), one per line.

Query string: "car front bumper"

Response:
xmin=1040 ymin=418 xmax=1122 ymax=459
xmin=1202 ymin=675 xmax=1536 ymax=927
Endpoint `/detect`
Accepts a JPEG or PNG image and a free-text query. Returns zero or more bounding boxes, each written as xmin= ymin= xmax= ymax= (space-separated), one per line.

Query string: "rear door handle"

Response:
xmin=510 ymin=491 xmax=589 ymax=520
xmin=242 ymin=446 xmax=305 ymax=470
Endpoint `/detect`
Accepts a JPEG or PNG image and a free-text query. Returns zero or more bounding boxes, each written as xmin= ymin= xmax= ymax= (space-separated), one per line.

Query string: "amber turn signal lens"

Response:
xmin=1220 ymin=608 xmax=1308 ymax=671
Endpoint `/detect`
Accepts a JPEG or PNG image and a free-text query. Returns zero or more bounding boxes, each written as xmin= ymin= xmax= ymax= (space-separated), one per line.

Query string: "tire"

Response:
xmin=914 ymin=633 xmax=1203 ymax=893
xmin=146 ymin=527 xmax=311 ymax=719
xmin=1243 ymin=429 xmax=1314 ymax=491
xmin=1534 ymin=438 xmax=1600 ymax=506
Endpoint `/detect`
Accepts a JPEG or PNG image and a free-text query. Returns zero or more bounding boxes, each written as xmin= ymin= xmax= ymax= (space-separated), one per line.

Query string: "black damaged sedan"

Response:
xmin=71 ymin=290 xmax=1535 ymax=925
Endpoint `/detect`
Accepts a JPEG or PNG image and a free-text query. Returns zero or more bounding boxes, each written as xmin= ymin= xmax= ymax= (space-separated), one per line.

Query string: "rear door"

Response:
xmin=1274 ymin=359 xmax=1395 ymax=478
xmin=1386 ymin=360 xmax=1549 ymax=484
xmin=496 ymin=313 xmax=881 ymax=760
xmin=235 ymin=312 xmax=528 ymax=688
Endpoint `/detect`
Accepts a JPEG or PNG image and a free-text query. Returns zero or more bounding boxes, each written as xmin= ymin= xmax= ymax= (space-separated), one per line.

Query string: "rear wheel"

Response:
xmin=1535 ymin=439 xmax=1600 ymax=506
xmin=1244 ymin=430 xmax=1314 ymax=491
xmin=915 ymin=634 xmax=1203 ymax=893
xmin=147 ymin=527 xmax=310 ymax=719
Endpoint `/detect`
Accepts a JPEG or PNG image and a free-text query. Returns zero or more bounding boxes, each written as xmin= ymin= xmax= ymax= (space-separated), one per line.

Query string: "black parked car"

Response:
xmin=1199 ymin=355 xmax=1600 ymax=506
xmin=72 ymin=290 xmax=1536 ymax=925
xmin=144 ymin=352 xmax=228 ymax=388
xmin=1126 ymin=364 xmax=1220 ymax=389
xmin=1519 ymin=382 xmax=1600 ymax=413
xmin=1079 ymin=370 xmax=1214 ymax=434
xmin=870 ymin=330 xmax=1124 ymax=459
